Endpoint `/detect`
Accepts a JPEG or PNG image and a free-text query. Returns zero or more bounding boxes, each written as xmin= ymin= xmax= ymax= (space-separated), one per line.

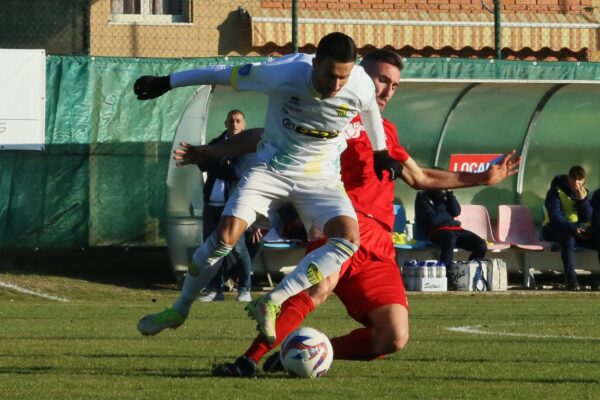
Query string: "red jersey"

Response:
xmin=341 ymin=115 xmax=410 ymax=231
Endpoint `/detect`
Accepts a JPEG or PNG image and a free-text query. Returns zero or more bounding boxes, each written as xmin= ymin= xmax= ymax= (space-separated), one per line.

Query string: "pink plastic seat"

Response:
xmin=455 ymin=205 xmax=510 ymax=251
xmin=496 ymin=205 xmax=552 ymax=251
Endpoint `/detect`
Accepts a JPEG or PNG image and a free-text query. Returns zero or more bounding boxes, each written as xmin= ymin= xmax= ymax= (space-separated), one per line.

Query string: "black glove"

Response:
xmin=133 ymin=75 xmax=171 ymax=100
xmin=373 ymin=150 xmax=403 ymax=181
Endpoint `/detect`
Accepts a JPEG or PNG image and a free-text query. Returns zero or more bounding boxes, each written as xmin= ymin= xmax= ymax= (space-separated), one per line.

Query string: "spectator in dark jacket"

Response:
xmin=592 ymin=189 xmax=600 ymax=249
xmin=414 ymin=189 xmax=487 ymax=267
xmin=199 ymin=110 xmax=253 ymax=302
xmin=542 ymin=166 xmax=593 ymax=291
xmin=591 ymin=189 xmax=600 ymax=290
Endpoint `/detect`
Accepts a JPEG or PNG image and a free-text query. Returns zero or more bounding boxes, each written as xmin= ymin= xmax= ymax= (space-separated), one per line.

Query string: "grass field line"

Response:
xmin=448 ymin=325 xmax=600 ymax=341
xmin=0 ymin=280 xmax=69 ymax=302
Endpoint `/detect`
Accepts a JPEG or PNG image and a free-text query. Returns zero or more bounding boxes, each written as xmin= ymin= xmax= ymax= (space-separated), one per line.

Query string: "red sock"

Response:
xmin=244 ymin=291 xmax=315 ymax=364
xmin=330 ymin=327 xmax=380 ymax=361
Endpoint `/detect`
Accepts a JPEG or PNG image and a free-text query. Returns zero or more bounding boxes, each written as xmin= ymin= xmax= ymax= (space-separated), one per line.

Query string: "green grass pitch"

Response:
xmin=1 ymin=268 xmax=599 ymax=400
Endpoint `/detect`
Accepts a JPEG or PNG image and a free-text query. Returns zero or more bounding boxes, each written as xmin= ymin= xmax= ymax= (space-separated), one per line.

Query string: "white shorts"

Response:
xmin=223 ymin=162 xmax=356 ymax=233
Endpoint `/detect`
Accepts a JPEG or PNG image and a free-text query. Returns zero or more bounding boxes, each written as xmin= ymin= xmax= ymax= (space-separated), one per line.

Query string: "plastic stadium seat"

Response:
xmin=262 ymin=228 xmax=300 ymax=249
xmin=455 ymin=205 xmax=510 ymax=251
xmin=393 ymin=204 xmax=431 ymax=250
xmin=253 ymin=228 xmax=307 ymax=288
xmin=393 ymin=204 xmax=407 ymax=234
xmin=496 ymin=205 xmax=552 ymax=251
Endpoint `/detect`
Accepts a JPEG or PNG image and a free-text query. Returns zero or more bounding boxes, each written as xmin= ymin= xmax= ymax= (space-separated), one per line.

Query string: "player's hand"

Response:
xmin=482 ymin=150 xmax=522 ymax=186
xmin=173 ymin=142 xmax=218 ymax=167
xmin=373 ymin=150 xmax=403 ymax=181
xmin=133 ymin=75 xmax=171 ymax=100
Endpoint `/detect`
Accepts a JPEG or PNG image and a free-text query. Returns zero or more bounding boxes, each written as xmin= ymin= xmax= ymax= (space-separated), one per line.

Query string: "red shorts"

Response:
xmin=307 ymin=213 xmax=408 ymax=325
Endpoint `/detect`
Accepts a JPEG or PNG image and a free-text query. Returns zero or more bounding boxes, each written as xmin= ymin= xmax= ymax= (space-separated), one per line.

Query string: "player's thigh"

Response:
xmin=292 ymin=178 xmax=357 ymax=235
xmin=223 ymin=163 xmax=292 ymax=226
xmin=334 ymin=259 xmax=408 ymax=324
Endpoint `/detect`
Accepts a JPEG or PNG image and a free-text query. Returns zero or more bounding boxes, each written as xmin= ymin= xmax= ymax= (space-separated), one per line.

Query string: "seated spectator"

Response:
xmin=542 ymin=165 xmax=594 ymax=291
xmin=592 ymin=189 xmax=600 ymax=254
xmin=592 ymin=189 xmax=600 ymax=291
xmin=414 ymin=189 xmax=487 ymax=266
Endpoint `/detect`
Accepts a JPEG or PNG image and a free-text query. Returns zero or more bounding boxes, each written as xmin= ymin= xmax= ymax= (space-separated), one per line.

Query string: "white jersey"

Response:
xmin=171 ymin=53 xmax=386 ymax=179
xmin=232 ymin=53 xmax=382 ymax=178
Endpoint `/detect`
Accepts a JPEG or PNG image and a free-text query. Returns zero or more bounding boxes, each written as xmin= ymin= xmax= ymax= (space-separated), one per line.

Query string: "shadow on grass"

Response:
xmin=1 ymin=248 xmax=276 ymax=292
xmin=1 ymin=365 xmax=598 ymax=384
xmin=0 ymin=248 xmax=175 ymax=291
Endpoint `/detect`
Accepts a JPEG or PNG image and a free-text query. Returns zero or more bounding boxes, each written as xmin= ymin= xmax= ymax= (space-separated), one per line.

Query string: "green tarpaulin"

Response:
xmin=1 ymin=55 xmax=598 ymax=250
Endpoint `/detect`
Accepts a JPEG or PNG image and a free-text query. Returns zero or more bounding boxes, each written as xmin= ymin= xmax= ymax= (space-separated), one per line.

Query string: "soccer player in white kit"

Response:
xmin=134 ymin=32 xmax=403 ymax=343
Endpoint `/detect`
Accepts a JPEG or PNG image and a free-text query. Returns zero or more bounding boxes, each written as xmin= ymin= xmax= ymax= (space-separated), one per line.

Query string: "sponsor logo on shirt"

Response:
xmin=295 ymin=125 xmax=339 ymax=139
xmin=343 ymin=121 xmax=364 ymax=140
xmin=336 ymin=103 xmax=350 ymax=117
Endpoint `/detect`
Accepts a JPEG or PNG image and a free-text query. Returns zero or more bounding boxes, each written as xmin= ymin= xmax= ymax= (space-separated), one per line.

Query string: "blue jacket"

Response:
xmin=414 ymin=190 xmax=461 ymax=238
xmin=592 ymin=189 xmax=600 ymax=232
xmin=544 ymin=174 xmax=592 ymax=234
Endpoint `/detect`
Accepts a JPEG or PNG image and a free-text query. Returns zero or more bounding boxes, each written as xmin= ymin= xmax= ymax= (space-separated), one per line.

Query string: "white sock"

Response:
xmin=173 ymin=233 xmax=232 ymax=317
xmin=267 ymin=237 xmax=358 ymax=305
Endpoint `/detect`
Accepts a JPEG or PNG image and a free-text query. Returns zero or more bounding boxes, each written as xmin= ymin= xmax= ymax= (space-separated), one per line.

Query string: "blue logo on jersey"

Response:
xmin=238 ymin=64 xmax=252 ymax=76
xmin=282 ymin=118 xmax=295 ymax=130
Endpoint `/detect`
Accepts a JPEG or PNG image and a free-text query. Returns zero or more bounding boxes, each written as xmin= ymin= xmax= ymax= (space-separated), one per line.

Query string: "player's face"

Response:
xmin=368 ymin=62 xmax=401 ymax=112
xmin=225 ymin=112 xmax=246 ymax=135
xmin=312 ymin=58 xmax=354 ymax=98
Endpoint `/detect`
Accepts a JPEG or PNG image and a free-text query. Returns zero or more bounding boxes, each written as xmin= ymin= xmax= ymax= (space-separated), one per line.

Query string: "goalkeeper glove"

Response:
xmin=133 ymin=75 xmax=171 ymax=100
xmin=373 ymin=150 xmax=403 ymax=181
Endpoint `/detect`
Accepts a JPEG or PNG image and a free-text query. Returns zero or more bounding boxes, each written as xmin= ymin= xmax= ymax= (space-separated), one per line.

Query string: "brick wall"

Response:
xmin=260 ymin=0 xmax=593 ymax=13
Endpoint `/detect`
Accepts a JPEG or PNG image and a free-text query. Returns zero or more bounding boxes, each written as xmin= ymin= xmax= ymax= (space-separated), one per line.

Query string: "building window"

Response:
xmin=111 ymin=0 xmax=190 ymax=24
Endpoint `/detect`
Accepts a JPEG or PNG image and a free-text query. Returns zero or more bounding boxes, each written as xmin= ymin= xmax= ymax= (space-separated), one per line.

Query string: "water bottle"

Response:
xmin=437 ymin=261 xmax=446 ymax=278
xmin=402 ymin=260 xmax=418 ymax=291
xmin=425 ymin=260 xmax=436 ymax=279
xmin=417 ymin=261 xmax=428 ymax=278
xmin=403 ymin=260 xmax=417 ymax=278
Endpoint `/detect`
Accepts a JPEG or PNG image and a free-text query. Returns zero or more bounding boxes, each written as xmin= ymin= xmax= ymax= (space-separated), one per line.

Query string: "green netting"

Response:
xmin=1 ymin=56 xmax=262 ymax=249
xmin=402 ymin=58 xmax=600 ymax=82
xmin=0 ymin=55 xmax=599 ymax=250
xmin=385 ymin=82 xmax=473 ymax=213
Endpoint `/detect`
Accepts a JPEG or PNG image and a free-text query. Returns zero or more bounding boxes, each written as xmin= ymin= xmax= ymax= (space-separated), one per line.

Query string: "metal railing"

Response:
xmin=1 ymin=0 xmax=597 ymax=61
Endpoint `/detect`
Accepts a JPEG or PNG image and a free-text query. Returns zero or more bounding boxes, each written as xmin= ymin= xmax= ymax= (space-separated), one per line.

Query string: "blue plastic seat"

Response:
xmin=393 ymin=204 xmax=431 ymax=250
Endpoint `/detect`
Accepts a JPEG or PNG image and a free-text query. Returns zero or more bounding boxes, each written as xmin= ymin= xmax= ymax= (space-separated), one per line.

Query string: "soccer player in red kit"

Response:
xmin=208 ymin=49 xmax=520 ymax=376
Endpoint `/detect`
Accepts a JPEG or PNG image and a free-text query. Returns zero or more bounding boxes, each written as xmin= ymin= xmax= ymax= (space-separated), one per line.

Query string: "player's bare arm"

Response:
xmin=173 ymin=128 xmax=264 ymax=167
xmin=399 ymin=150 xmax=521 ymax=190
xmin=173 ymin=142 xmax=218 ymax=167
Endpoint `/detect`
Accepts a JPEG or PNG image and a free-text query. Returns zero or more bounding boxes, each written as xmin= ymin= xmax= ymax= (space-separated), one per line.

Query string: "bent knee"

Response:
xmin=384 ymin=331 xmax=409 ymax=354
xmin=374 ymin=329 xmax=409 ymax=356
xmin=392 ymin=331 xmax=409 ymax=352
xmin=347 ymin=233 xmax=360 ymax=248
xmin=306 ymin=280 xmax=332 ymax=307
xmin=216 ymin=216 xmax=247 ymax=245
